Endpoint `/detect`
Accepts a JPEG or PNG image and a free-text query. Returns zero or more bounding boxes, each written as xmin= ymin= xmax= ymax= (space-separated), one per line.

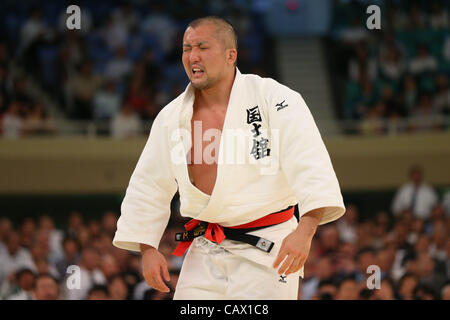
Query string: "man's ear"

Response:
xmin=227 ymin=48 xmax=237 ymax=66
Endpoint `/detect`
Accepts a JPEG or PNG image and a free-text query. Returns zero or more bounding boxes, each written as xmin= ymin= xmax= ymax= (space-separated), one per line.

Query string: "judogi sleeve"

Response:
xmin=266 ymin=81 xmax=345 ymax=225
xmin=113 ymin=114 xmax=178 ymax=252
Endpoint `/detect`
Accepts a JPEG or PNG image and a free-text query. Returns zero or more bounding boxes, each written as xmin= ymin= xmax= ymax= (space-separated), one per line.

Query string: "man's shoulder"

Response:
xmin=241 ymin=72 xmax=298 ymax=97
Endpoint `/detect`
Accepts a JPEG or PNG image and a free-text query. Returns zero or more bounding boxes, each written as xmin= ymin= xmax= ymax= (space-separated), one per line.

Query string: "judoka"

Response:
xmin=113 ymin=16 xmax=345 ymax=300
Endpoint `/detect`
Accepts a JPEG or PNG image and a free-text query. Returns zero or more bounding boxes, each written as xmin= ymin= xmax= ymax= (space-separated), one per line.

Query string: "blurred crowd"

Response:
xmin=0 ymin=1 xmax=271 ymax=138
xmin=330 ymin=0 xmax=450 ymax=134
xmin=0 ymin=165 xmax=448 ymax=300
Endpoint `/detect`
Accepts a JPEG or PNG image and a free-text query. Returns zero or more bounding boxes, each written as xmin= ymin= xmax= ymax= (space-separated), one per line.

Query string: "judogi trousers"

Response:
xmin=173 ymin=235 xmax=300 ymax=300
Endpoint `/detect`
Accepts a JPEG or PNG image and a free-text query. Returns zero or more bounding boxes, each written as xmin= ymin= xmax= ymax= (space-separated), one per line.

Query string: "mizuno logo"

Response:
xmin=279 ymin=275 xmax=287 ymax=283
xmin=275 ymin=100 xmax=288 ymax=111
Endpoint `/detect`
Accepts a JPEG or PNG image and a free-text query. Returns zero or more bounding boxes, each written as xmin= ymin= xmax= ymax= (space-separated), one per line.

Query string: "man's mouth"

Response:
xmin=192 ymin=67 xmax=205 ymax=78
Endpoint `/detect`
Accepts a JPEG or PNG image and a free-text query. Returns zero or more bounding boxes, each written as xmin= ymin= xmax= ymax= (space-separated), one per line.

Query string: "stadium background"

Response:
xmin=0 ymin=0 xmax=449 ymax=300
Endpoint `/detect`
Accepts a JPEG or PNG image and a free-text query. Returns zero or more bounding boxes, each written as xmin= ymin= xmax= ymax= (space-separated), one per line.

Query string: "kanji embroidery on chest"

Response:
xmin=245 ymin=105 xmax=271 ymax=160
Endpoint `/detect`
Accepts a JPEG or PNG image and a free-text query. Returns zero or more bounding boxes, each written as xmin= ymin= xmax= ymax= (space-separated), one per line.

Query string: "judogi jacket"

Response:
xmin=113 ymin=68 xmax=345 ymax=275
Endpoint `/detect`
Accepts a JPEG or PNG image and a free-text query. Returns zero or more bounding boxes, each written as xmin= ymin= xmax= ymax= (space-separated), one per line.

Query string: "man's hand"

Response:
xmin=273 ymin=208 xmax=324 ymax=275
xmin=140 ymin=244 xmax=171 ymax=293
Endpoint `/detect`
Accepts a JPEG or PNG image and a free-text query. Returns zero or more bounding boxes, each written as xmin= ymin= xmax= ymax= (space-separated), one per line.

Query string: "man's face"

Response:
xmin=34 ymin=277 xmax=59 ymax=300
xmin=182 ymin=23 xmax=230 ymax=90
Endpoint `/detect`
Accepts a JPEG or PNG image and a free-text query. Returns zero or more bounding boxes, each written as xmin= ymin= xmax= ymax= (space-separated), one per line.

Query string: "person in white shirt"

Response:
xmin=113 ymin=16 xmax=345 ymax=300
xmin=0 ymin=232 xmax=36 ymax=299
xmin=391 ymin=165 xmax=438 ymax=220
xmin=62 ymin=247 xmax=106 ymax=300
xmin=110 ymin=103 xmax=142 ymax=139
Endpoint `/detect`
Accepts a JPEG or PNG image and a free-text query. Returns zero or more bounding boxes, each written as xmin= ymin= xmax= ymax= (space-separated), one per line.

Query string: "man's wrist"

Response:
xmin=294 ymin=208 xmax=324 ymax=239
xmin=140 ymin=243 xmax=156 ymax=253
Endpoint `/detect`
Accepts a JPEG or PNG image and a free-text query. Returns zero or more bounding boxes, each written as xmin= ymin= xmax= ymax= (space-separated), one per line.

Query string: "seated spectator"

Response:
xmin=429 ymin=1 xmax=449 ymax=30
xmin=409 ymin=44 xmax=438 ymax=75
xmin=410 ymin=93 xmax=443 ymax=132
xmin=62 ymin=247 xmax=106 ymax=300
xmin=0 ymin=231 xmax=36 ymax=298
xmin=354 ymin=247 xmax=377 ymax=283
xmin=107 ymin=275 xmax=128 ymax=300
xmin=312 ymin=279 xmax=338 ymax=300
xmin=33 ymin=273 xmax=59 ymax=300
xmin=413 ymin=283 xmax=436 ymax=300
xmin=433 ymin=74 xmax=450 ymax=115
xmin=87 ymin=285 xmax=109 ymax=300
xmin=359 ymin=101 xmax=385 ymax=135
xmin=379 ymin=46 xmax=405 ymax=82
xmin=373 ymin=277 xmax=396 ymax=300
xmin=93 ymin=79 xmax=122 ymax=120
xmin=104 ymin=47 xmax=132 ymax=81
xmin=391 ymin=165 xmax=439 ymax=220
xmin=348 ymin=41 xmax=378 ymax=82
xmin=335 ymin=275 xmax=359 ymax=300
xmin=396 ymin=273 xmax=419 ymax=300
xmin=1 ymin=102 xmax=24 ymax=138
xmin=68 ymin=60 xmax=102 ymax=119
xmin=23 ymin=102 xmax=55 ymax=136
xmin=301 ymin=255 xmax=335 ymax=300
xmin=55 ymin=236 xmax=80 ymax=278
xmin=400 ymin=74 xmax=418 ymax=115
xmin=6 ymin=268 xmax=35 ymax=300
xmin=337 ymin=204 xmax=358 ymax=244
xmin=111 ymin=103 xmax=142 ymax=139
xmin=441 ymin=282 xmax=450 ymax=300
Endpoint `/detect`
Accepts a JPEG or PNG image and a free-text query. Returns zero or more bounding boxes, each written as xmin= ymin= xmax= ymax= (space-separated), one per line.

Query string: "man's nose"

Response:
xmin=189 ymin=48 xmax=201 ymax=63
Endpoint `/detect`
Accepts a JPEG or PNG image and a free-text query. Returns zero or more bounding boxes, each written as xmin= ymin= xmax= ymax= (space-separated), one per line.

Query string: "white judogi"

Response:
xmin=113 ymin=68 xmax=345 ymax=299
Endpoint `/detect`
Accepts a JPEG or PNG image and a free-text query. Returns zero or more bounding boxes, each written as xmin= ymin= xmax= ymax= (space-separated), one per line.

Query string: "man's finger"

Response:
xmin=278 ymin=254 xmax=295 ymax=275
xmin=273 ymin=247 xmax=288 ymax=269
xmin=153 ymin=269 xmax=170 ymax=292
xmin=161 ymin=262 xmax=171 ymax=283
xmin=285 ymin=257 xmax=302 ymax=275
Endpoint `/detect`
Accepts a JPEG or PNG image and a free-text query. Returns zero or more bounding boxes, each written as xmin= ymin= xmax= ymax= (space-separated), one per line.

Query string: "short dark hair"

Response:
xmin=187 ymin=16 xmax=238 ymax=50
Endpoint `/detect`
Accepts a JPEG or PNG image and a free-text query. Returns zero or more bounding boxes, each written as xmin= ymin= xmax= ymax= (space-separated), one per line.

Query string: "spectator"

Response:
xmin=391 ymin=165 xmax=439 ymax=219
xmin=104 ymin=47 xmax=132 ymax=81
xmin=379 ymin=46 xmax=405 ymax=82
xmin=0 ymin=231 xmax=36 ymax=298
xmin=63 ymin=247 xmax=106 ymax=300
xmin=401 ymin=74 xmax=418 ymax=115
xmin=433 ymin=74 xmax=450 ymax=115
xmin=441 ymin=283 xmax=450 ymax=300
xmin=312 ymin=279 xmax=338 ymax=300
xmin=141 ymin=4 xmax=177 ymax=53
xmin=373 ymin=277 xmax=396 ymax=300
xmin=301 ymin=255 xmax=334 ymax=300
xmin=110 ymin=103 xmax=142 ymax=138
xmin=6 ymin=268 xmax=35 ymax=300
xmin=1 ymin=102 xmax=24 ymax=138
xmin=410 ymin=93 xmax=443 ymax=132
xmin=337 ymin=204 xmax=358 ymax=244
xmin=38 ymin=215 xmax=64 ymax=264
xmin=54 ymin=235 xmax=81 ymax=278
xmin=107 ymin=275 xmax=128 ymax=300
xmin=93 ymin=79 xmax=122 ymax=120
xmin=354 ymin=247 xmax=377 ymax=283
xmin=429 ymin=1 xmax=449 ymax=30
xmin=87 ymin=285 xmax=109 ymax=300
xmin=409 ymin=44 xmax=438 ymax=76
xmin=33 ymin=273 xmax=59 ymax=300
xmin=0 ymin=218 xmax=13 ymax=252
xmin=335 ymin=276 xmax=359 ymax=300
xmin=100 ymin=253 xmax=120 ymax=280
xmin=23 ymin=102 xmax=55 ymax=136
xmin=68 ymin=60 xmax=102 ymax=119
xmin=102 ymin=14 xmax=129 ymax=52
xmin=397 ymin=273 xmax=419 ymax=300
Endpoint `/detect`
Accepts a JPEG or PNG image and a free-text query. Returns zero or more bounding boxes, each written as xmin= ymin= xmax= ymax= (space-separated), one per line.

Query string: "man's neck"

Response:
xmin=194 ymin=68 xmax=236 ymax=108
